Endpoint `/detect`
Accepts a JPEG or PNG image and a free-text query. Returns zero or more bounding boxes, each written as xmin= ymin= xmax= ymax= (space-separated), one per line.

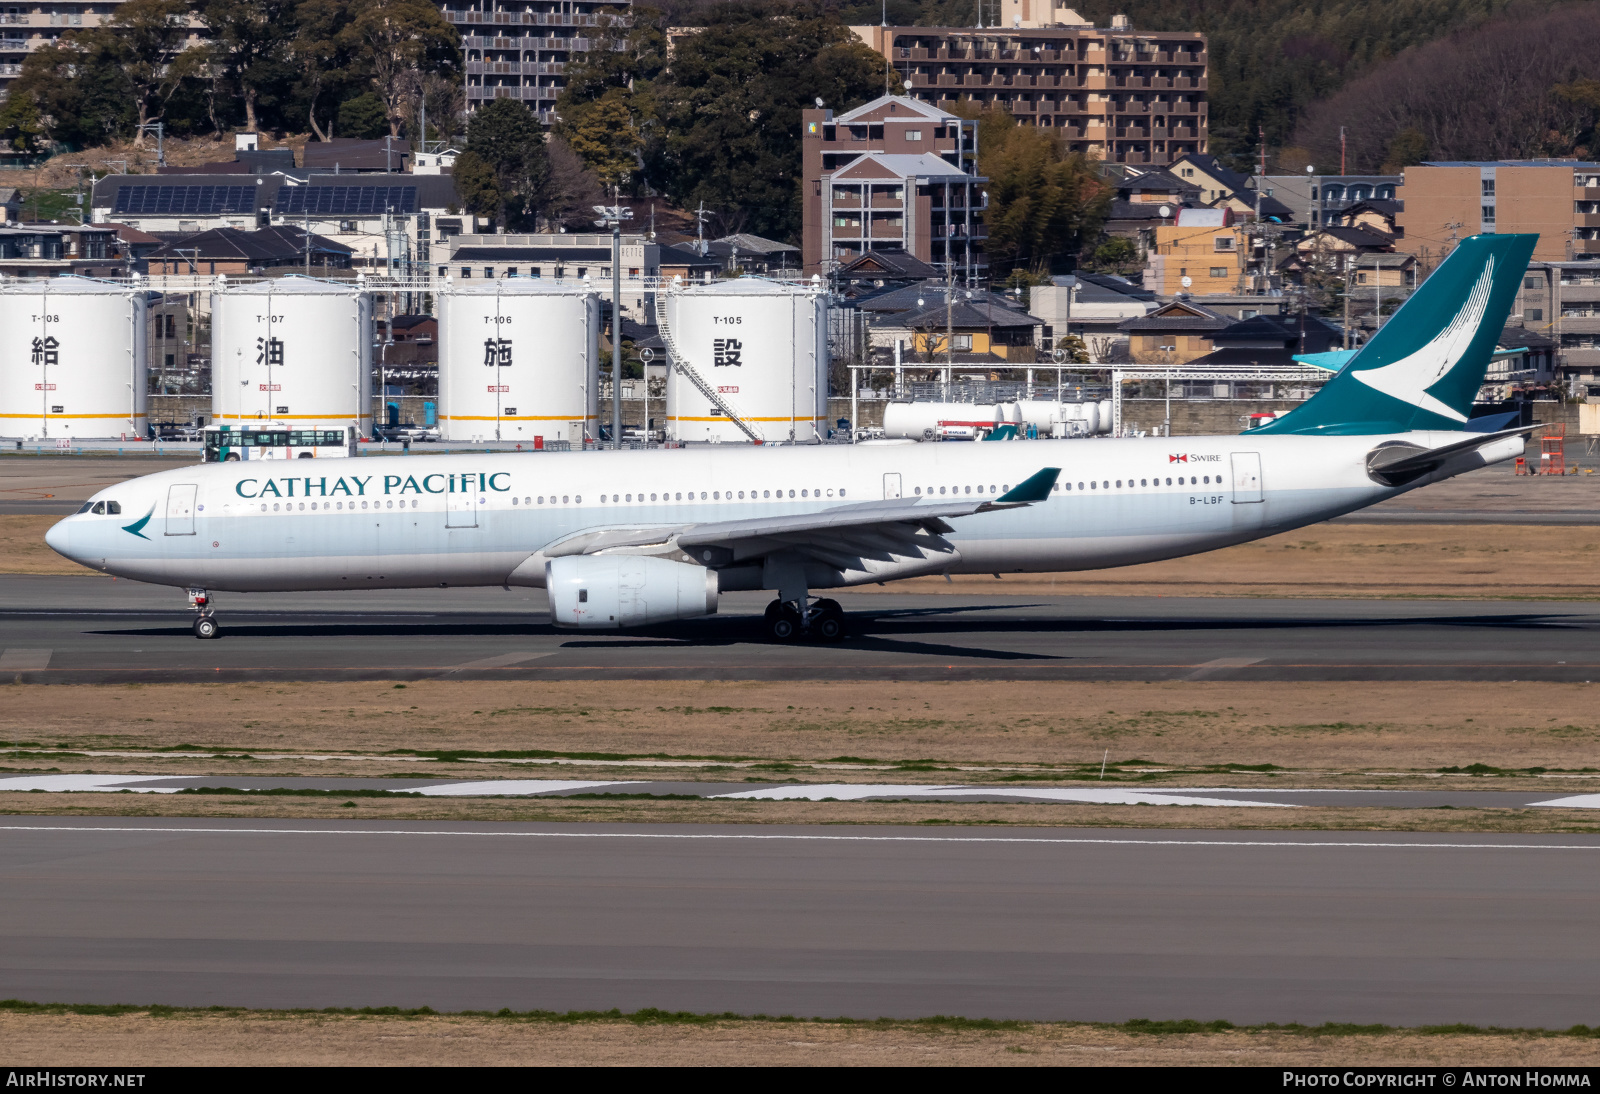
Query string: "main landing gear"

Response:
xmin=188 ymin=587 xmax=220 ymax=640
xmin=764 ymin=597 xmax=846 ymax=643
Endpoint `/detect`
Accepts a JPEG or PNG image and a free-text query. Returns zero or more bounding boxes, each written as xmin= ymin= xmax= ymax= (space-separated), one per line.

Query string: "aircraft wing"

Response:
xmin=538 ymin=467 xmax=1061 ymax=584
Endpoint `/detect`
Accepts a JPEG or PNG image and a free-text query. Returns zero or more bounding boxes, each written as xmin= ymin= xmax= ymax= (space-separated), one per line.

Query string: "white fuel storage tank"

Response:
xmin=211 ymin=278 xmax=372 ymax=435
xmin=0 ymin=278 xmax=147 ymax=439
xmin=661 ymin=278 xmax=828 ymax=443
xmin=436 ymin=280 xmax=599 ymax=443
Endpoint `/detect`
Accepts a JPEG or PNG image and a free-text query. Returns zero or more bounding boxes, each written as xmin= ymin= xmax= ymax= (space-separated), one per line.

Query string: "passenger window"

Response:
xmin=575 ymin=495 xmax=581 ymax=503
xmin=914 ymin=487 xmax=921 ymax=495
xmin=563 ymin=495 xmax=570 ymax=503
xmin=1103 ymin=481 xmax=1109 ymax=489
xmin=1165 ymin=478 xmax=1172 ymax=486
xmin=763 ymin=490 xmax=769 ymax=498
xmin=1077 ymin=482 xmax=1084 ymax=490
xmin=701 ymin=492 xmax=707 ymax=500
xmin=1090 ymin=482 xmax=1096 ymax=490
xmin=1203 ymin=476 xmax=1210 ymax=484
xmin=839 ymin=489 xmax=846 ymax=496
xmin=964 ymin=486 xmax=971 ymax=494
xmin=788 ymin=489 xmax=795 ymax=498
xmin=1116 ymin=480 xmax=1122 ymax=488
xmin=1140 ymin=479 xmax=1147 ymax=487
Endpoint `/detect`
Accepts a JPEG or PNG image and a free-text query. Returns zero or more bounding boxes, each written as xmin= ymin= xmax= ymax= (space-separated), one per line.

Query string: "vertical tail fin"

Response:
xmin=1256 ymin=233 xmax=1537 ymax=435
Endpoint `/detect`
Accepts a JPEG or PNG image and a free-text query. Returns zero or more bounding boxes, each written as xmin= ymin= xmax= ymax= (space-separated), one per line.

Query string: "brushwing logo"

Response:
xmin=1351 ymin=256 xmax=1495 ymax=423
xmin=121 ymin=506 xmax=154 ymax=539
xmin=1168 ymin=454 xmax=1188 ymax=463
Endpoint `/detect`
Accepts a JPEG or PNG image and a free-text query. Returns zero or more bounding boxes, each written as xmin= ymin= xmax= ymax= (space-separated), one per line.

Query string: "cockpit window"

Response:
xmin=76 ymin=502 xmax=94 ymax=514
xmin=107 ymin=501 xmax=121 ymax=514
xmin=91 ymin=502 xmax=105 ymax=515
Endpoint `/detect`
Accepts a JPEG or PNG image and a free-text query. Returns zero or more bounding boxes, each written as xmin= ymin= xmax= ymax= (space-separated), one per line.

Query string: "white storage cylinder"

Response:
xmin=664 ymin=278 xmax=827 ymax=443
xmin=1015 ymin=399 xmax=1062 ymax=429
xmin=1098 ymin=398 xmax=1114 ymax=433
xmin=0 ymin=278 xmax=147 ymax=439
xmin=211 ymin=278 xmax=372 ymax=435
xmin=437 ymin=280 xmax=599 ymax=443
xmin=882 ymin=401 xmax=1009 ymax=440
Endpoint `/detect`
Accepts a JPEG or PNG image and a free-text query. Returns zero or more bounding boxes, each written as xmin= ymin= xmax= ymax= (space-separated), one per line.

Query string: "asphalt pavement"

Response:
xmin=2 ymin=817 xmax=1597 ymax=1024
xmin=0 ymin=574 xmax=1596 ymax=682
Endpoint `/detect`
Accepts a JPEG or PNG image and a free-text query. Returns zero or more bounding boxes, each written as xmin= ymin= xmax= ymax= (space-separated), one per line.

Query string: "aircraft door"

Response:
xmin=883 ymin=473 xmax=902 ymax=499
xmin=1230 ymin=452 xmax=1263 ymax=503
xmin=164 ymin=484 xmax=197 ymax=536
xmin=446 ymin=483 xmax=479 ymax=528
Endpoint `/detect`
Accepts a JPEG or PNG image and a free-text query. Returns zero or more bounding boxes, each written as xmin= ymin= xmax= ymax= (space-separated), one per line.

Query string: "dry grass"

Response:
xmin=2 ymin=791 xmax=1597 ymax=834
xmin=0 ymin=516 xmax=94 ymax=574
xmin=4 ymin=679 xmax=1599 ymax=779
xmin=4 ymin=1011 xmax=1598 ymax=1066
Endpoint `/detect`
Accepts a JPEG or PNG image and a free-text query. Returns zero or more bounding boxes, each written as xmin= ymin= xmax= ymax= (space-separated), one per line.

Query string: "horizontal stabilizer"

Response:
xmin=1366 ymin=426 xmax=1536 ymax=485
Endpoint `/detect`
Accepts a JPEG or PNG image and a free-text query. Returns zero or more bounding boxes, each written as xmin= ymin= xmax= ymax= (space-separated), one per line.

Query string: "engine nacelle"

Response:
xmin=546 ymin=555 xmax=718 ymax=629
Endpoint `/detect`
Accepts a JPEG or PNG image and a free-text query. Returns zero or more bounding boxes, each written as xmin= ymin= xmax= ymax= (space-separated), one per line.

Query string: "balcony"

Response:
xmin=466 ymin=60 xmax=564 ymax=75
xmin=445 ymin=10 xmax=625 ymax=27
xmin=1576 ymin=213 xmax=1600 ymax=228
xmin=1575 ymin=239 xmax=1600 ymax=255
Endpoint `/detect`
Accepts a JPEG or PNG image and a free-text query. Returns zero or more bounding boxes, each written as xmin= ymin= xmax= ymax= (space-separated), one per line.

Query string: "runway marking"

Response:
xmin=0 ymin=648 xmax=51 ymax=671
xmin=1185 ymin=656 xmax=1265 ymax=680
xmin=0 ymin=774 xmax=183 ymax=793
xmin=440 ymin=652 xmax=555 ymax=672
xmin=413 ymin=779 xmax=644 ymax=797
xmin=1529 ymin=794 xmax=1600 ymax=809
xmin=1 ymin=824 xmax=1597 ymax=850
xmin=711 ymin=784 xmax=1294 ymax=808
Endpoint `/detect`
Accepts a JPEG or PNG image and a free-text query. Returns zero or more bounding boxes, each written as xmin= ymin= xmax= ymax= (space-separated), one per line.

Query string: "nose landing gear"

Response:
xmin=188 ymin=587 xmax=220 ymax=640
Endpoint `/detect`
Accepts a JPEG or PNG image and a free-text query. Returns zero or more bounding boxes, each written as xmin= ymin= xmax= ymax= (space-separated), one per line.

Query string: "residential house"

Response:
xmin=1141 ymin=208 xmax=1243 ymax=296
xmin=657 ymin=242 xmax=722 ymax=284
xmin=1397 ymin=161 xmax=1600 ymax=264
xmin=1028 ymin=272 xmax=1155 ymax=361
xmin=302 ymin=138 xmax=412 ymax=174
xmin=704 ymin=233 xmax=800 ymax=276
xmin=0 ymin=187 xmax=23 ymax=225
xmin=1117 ymin=298 xmax=1231 ymax=363
xmin=0 ymin=223 xmax=122 ymax=277
xmin=144 ymin=226 xmax=353 ymax=276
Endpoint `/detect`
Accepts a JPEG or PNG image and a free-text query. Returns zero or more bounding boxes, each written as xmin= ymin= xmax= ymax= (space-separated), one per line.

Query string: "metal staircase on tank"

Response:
xmin=655 ymin=282 xmax=764 ymax=444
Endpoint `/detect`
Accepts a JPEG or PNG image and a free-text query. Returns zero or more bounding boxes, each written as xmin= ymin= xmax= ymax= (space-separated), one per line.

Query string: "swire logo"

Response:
xmin=1168 ymin=454 xmax=1189 ymax=463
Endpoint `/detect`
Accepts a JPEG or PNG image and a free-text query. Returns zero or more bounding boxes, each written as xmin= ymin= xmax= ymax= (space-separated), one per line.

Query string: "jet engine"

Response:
xmin=546 ymin=555 xmax=718 ymax=629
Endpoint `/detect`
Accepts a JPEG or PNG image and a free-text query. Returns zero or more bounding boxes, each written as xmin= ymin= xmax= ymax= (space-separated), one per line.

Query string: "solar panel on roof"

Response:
xmin=272 ymin=186 xmax=417 ymax=216
xmin=112 ymin=185 xmax=259 ymax=215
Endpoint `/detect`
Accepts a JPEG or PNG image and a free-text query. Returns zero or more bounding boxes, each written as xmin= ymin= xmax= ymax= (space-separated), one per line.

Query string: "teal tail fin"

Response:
xmin=1256 ymin=233 xmax=1537 ymax=435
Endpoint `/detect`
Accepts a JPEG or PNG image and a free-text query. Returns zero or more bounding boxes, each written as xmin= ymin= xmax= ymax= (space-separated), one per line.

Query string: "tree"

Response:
xmin=99 ymin=0 xmax=205 ymax=143
xmin=201 ymin=0 xmax=296 ymax=133
xmin=337 ymin=92 xmax=388 ymax=138
xmin=545 ymin=134 xmax=607 ymax=231
xmin=953 ymin=103 xmax=1111 ymax=277
xmin=347 ymin=0 xmax=458 ymax=138
xmin=648 ymin=3 xmax=898 ymax=242
xmin=0 ymin=93 xmax=45 ymax=155
xmin=1091 ymin=237 xmax=1140 ymax=274
xmin=289 ymin=0 xmax=359 ymax=142
xmin=465 ymin=98 xmax=550 ymax=228
xmin=6 ymin=39 xmax=133 ymax=148
xmin=562 ymin=90 xmax=641 ymax=191
xmin=451 ymin=150 xmax=501 ymax=220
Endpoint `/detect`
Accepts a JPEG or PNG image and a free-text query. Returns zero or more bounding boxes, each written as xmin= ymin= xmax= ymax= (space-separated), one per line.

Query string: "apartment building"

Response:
xmin=1396 ymin=161 xmax=1600 ymax=265
xmin=1512 ymin=261 xmax=1600 ymax=394
xmin=0 ymin=0 xmax=204 ymax=101
xmin=446 ymin=0 xmax=629 ymax=123
xmin=852 ymin=11 xmax=1206 ymax=168
xmin=802 ymin=95 xmax=986 ymax=282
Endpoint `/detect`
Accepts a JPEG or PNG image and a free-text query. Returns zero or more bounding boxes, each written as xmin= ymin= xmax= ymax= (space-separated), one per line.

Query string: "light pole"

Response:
xmin=593 ymin=204 xmax=633 ymax=448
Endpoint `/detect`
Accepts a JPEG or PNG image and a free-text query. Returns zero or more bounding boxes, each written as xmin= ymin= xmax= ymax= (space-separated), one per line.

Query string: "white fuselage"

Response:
xmin=45 ymin=432 xmax=1518 ymax=594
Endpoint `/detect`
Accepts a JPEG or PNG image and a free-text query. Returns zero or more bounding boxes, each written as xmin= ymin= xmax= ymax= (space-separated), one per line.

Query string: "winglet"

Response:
xmin=997 ymin=467 xmax=1060 ymax=504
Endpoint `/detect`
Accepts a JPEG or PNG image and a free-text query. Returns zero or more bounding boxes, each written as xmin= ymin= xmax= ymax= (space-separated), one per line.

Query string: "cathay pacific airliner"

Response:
xmin=46 ymin=234 xmax=1539 ymax=642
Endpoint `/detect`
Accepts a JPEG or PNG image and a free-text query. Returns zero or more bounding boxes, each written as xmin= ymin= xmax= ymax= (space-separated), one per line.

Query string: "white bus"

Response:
xmin=202 ymin=424 xmax=356 ymax=462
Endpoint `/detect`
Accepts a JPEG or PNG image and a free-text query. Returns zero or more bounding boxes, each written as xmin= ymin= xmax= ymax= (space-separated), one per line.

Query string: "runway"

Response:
xmin=2 ymin=817 xmax=1597 ymax=1024
xmin=0 ymin=574 xmax=1597 ymax=682
xmin=5 ymin=773 xmax=1600 ymax=809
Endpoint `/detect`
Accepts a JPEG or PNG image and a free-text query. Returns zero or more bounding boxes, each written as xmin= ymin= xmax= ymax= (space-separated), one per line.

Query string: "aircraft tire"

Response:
xmin=814 ymin=610 xmax=846 ymax=642
xmin=193 ymin=615 xmax=220 ymax=640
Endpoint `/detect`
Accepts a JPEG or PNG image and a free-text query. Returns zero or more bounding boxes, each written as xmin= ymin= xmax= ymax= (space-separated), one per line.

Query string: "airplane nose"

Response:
xmin=44 ymin=518 xmax=73 ymax=561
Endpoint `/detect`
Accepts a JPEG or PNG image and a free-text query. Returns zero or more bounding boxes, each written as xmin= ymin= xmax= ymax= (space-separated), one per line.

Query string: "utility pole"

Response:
xmin=136 ymin=122 xmax=165 ymax=168
xmin=1339 ymin=126 xmax=1346 ymax=176
xmin=594 ymin=203 xmax=633 ymax=448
